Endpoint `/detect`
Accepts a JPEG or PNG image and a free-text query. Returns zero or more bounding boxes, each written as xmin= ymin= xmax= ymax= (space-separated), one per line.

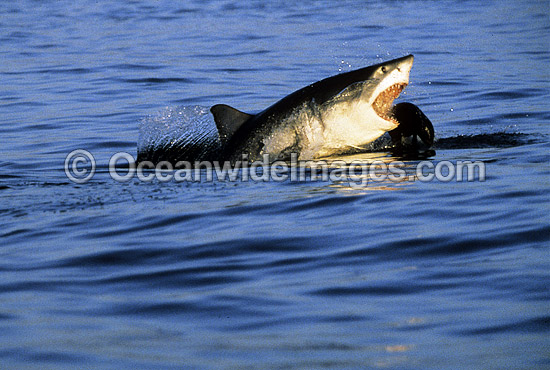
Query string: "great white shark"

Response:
xmin=211 ymin=54 xmax=434 ymax=163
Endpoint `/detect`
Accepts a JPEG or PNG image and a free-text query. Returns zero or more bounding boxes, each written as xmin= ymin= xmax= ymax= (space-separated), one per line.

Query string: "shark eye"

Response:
xmin=381 ymin=66 xmax=387 ymax=73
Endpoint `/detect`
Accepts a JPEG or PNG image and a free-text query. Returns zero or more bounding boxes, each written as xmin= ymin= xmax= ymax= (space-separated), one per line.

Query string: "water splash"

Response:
xmin=137 ymin=105 xmax=221 ymax=163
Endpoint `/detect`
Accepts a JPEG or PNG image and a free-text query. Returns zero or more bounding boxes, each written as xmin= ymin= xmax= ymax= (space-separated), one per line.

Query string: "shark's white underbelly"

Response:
xmin=260 ymin=100 xmax=398 ymax=160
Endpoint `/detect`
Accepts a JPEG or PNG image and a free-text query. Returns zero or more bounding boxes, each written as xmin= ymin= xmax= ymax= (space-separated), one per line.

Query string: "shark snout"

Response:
xmin=395 ymin=54 xmax=414 ymax=74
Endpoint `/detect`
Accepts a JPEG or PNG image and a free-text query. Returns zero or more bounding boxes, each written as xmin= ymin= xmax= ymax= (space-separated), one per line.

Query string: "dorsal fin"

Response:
xmin=210 ymin=104 xmax=253 ymax=145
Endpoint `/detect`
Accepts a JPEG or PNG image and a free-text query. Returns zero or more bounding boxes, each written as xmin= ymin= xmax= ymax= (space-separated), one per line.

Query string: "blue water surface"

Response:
xmin=0 ymin=1 xmax=549 ymax=369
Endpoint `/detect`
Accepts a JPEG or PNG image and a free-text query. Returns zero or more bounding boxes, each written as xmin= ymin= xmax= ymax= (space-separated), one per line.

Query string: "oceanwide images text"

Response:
xmin=65 ymin=150 xmax=486 ymax=187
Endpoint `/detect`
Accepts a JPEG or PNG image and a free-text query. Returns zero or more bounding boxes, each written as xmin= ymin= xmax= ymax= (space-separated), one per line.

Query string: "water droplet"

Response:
xmin=450 ymin=108 xmax=454 ymax=112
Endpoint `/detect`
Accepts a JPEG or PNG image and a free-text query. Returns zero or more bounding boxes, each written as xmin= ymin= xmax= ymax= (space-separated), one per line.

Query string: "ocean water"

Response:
xmin=1 ymin=1 xmax=549 ymax=369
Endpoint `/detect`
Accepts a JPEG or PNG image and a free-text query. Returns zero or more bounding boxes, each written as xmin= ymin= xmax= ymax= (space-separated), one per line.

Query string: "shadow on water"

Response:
xmin=434 ymin=132 xmax=535 ymax=149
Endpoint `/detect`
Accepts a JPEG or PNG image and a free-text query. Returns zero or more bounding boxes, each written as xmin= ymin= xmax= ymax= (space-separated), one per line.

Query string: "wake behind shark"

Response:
xmin=138 ymin=55 xmax=434 ymax=164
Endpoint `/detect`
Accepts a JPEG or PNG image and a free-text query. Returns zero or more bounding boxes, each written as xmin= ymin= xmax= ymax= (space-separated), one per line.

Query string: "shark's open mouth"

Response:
xmin=372 ymin=83 xmax=407 ymax=123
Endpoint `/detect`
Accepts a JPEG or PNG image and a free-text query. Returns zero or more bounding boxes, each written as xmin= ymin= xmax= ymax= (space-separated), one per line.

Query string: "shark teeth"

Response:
xmin=372 ymin=83 xmax=407 ymax=123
